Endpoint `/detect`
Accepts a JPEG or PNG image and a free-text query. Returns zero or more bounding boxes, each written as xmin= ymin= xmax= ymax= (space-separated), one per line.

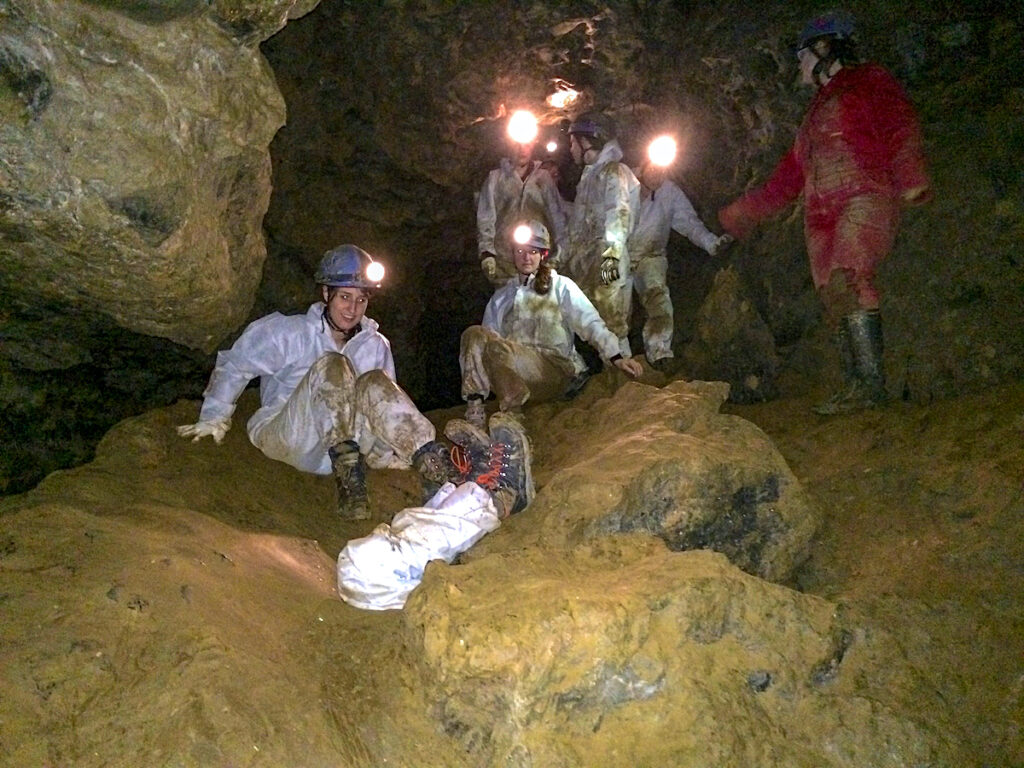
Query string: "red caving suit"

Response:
xmin=719 ymin=64 xmax=930 ymax=309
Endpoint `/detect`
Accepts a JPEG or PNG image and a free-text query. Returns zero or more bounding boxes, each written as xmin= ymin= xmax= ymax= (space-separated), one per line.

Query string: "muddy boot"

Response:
xmin=813 ymin=316 xmax=857 ymax=415
xmin=562 ymin=369 xmax=592 ymax=400
xmin=329 ymin=440 xmax=369 ymax=519
xmin=453 ymin=412 xmax=532 ymax=519
xmin=848 ymin=309 xmax=887 ymax=406
xmin=464 ymin=395 xmax=487 ymax=431
xmin=813 ymin=311 xmax=886 ymax=415
xmin=411 ymin=440 xmax=461 ymax=501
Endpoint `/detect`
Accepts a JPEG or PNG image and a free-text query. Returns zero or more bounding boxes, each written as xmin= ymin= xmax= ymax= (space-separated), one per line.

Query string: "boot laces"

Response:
xmin=475 ymin=442 xmax=510 ymax=490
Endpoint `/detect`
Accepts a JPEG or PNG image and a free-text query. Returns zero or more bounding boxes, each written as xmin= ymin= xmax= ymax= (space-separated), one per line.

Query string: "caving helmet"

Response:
xmin=568 ymin=112 xmax=615 ymax=148
xmin=315 ymin=244 xmax=385 ymax=289
xmin=797 ymin=11 xmax=855 ymax=54
xmin=511 ymin=221 xmax=551 ymax=254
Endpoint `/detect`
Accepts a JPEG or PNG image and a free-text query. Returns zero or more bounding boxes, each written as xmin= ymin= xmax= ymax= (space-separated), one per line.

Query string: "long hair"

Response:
xmin=533 ymin=259 xmax=552 ymax=295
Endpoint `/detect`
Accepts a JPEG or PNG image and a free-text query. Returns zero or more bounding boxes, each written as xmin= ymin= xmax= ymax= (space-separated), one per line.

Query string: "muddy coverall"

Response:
xmin=628 ymin=179 xmax=721 ymax=363
xmin=564 ymin=140 xmax=640 ymax=354
xmin=460 ymin=271 xmax=623 ymax=410
xmin=198 ymin=303 xmax=434 ymax=475
xmin=477 ymin=158 xmax=569 ymax=286
xmin=337 ymin=481 xmax=502 ymax=610
xmin=718 ymin=63 xmax=929 ymax=315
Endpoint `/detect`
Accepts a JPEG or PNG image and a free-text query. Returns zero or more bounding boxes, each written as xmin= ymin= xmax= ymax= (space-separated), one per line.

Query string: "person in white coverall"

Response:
xmin=477 ymin=111 xmax=568 ymax=287
xmin=563 ymin=113 xmax=640 ymax=357
xmin=337 ymin=412 xmax=532 ymax=611
xmin=459 ymin=220 xmax=644 ymax=429
xmin=177 ymin=244 xmax=457 ymax=519
xmin=628 ymin=160 xmax=734 ymax=372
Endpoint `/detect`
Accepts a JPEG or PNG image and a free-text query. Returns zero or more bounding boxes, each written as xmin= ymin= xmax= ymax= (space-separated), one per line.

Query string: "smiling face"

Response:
xmin=322 ymin=285 xmax=369 ymax=333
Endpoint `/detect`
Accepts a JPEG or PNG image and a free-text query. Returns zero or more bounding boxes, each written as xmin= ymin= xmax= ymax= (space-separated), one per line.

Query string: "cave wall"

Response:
xmin=0 ymin=0 xmax=320 ymax=493
xmin=261 ymin=0 xmax=1023 ymax=407
xmin=1 ymin=0 xmax=1021 ymax=493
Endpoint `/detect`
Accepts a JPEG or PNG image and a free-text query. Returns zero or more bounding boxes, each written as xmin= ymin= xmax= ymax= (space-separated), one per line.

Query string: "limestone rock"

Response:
xmin=475 ymin=379 xmax=818 ymax=583
xmin=404 ymin=543 xmax=969 ymax=767
xmin=0 ymin=0 xmax=312 ymax=351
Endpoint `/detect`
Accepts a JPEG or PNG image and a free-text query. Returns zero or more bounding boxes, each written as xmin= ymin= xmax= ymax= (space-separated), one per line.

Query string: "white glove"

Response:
xmin=599 ymin=247 xmax=620 ymax=284
xmin=176 ymin=418 xmax=230 ymax=445
xmin=480 ymin=255 xmax=497 ymax=282
xmin=708 ymin=234 xmax=735 ymax=256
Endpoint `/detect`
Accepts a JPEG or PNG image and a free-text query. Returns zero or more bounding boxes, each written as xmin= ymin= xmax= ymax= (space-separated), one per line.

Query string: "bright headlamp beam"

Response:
xmin=647 ymin=135 xmax=678 ymax=167
xmin=507 ymin=110 xmax=538 ymax=144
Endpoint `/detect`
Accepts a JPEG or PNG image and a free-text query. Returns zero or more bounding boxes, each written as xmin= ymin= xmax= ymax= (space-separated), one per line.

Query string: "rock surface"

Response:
xmin=0 ymin=0 xmax=315 ymax=349
xmin=2 ymin=376 xmax=1021 ymax=766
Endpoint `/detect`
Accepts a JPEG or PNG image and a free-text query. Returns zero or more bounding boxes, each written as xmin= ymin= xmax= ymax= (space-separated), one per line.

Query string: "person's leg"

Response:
xmin=482 ymin=339 xmax=575 ymax=412
xmin=634 ymin=254 xmax=673 ymax=366
xmin=251 ymin=351 xmax=355 ymax=475
xmin=353 ymin=369 xmax=458 ymax=497
xmin=810 ymin=196 xmax=897 ymax=414
xmin=460 ymin=325 xmax=498 ymax=428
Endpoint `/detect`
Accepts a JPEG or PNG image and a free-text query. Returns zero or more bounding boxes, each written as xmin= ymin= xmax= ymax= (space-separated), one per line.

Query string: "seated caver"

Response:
xmin=177 ymin=244 xmax=458 ymax=519
xmin=459 ymin=220 xmax=643 ymax=430
xmin=336 ymin=412 xmax=533 ymax=611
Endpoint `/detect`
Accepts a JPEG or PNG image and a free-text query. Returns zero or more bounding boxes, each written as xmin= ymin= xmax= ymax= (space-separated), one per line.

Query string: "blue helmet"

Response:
xmin=315 ymin=244 xmax=383 ymax=289
xmin=798 ymin=11 xmax=855 ymax=52
xmin=568 ymin=112 xmax=615 ymax=144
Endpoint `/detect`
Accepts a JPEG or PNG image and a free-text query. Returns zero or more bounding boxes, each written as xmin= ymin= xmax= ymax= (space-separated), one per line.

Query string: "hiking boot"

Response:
xmin=563 ymin=370 xmax=592 ymax=400
xmin=475 ymin=412 xmax=535 ymax=519
xmin=411 ymin=440 xmax=461 ymax=501
xmin=464 ymin=395 xmax=487 ymax=431
xmin=329 ymin=440 xmax=369 ymax=519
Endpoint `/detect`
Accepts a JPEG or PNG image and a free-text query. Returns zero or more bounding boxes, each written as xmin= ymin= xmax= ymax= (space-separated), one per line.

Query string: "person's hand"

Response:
xmin=718 ymin=201 xmax=755 ymax=241
xmin=901 ymin=185 xmax=932 ymax=206
xmin=176 ymin=418 xmax=230 ymax=444
xmin=708 ymin=233 xmax=735 ymax=256
xmin=613 ymin=356 xmax=644 ymax=378
xmin=599 ymin=246 xmax=620 ymax=284
xmin=480 ymin=254 xmax=498 ymax=282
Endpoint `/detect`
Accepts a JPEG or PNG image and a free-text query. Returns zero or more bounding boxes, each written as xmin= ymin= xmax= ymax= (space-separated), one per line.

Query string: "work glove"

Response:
xmin=480 ymin=254 xmax=497 ymax=282
xmin=176 ymin=418 xmax=230 ymax=445
xmin=599 ymin=247 xmax=620 ymax=285
xmin=708 ymin=234 xmax=735 ymax=256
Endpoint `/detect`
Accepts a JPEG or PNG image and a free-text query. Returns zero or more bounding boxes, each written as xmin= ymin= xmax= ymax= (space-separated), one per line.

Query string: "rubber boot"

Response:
xmin=848 ymin=309 xmax=886 ymax=406
xmin=813 ymin=310 xmax=886 ymax=415
xmin=329 ymin=440 xmax=369 ymax=519
xmin=812 ymin=316 xmax=857 ymax=415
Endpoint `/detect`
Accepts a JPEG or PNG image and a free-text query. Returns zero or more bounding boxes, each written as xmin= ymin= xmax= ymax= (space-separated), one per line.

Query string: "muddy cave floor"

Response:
xmin=2 ymin=375 xmax=1023 ymax=766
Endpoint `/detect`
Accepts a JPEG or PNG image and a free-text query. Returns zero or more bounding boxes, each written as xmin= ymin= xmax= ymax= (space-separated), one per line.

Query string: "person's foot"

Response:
xmin=329 ymin=440 xmax=370 ymax=519
xmin=563 ymin=370 xmax=592 ymax=400
xmin=649 ymin=357 xmax=677 ymax=375
xmin=483 ymin=412 xmax=534 ymax=518
xmin=812 ymin=381 xmax=886 ymax=415
xmin=412 ymin=440 xmax=461 ymax=501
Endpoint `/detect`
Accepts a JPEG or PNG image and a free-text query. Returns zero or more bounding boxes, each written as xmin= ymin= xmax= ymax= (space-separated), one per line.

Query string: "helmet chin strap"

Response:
xmin=322 ymin=303 xmax=359 ymax=340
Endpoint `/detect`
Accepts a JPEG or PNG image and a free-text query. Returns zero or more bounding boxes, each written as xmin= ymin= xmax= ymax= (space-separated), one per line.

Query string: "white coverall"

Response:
xmin=627 ymin=179 xmax=721 ymax=363
xmin=337 ymin=481 xmax=502 ymax=610
xmin=198 ymin=303 xmax=434 ymax=475
xmin=477 ymin=157 xmax=569 ymax=285
xmin=460 ymin=271 xmax=622 ymax=409
xmin=563 ymin=140 xmax=640 ymax=355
